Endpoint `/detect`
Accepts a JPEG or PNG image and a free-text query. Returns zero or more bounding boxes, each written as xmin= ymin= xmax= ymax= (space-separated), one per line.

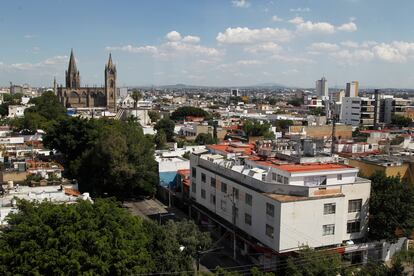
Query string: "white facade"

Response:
xmin=315 ymin=77 xmax=328 ymax=98
xmin=340 ymin=97 xmax=375 ymax=126
xmin=190 ymin=149 xmax=370 ymax=253
xmin=8 ymin=105 xmax=29 ymax=118
xmin=345 ymin=81 xmax=359 ymax=97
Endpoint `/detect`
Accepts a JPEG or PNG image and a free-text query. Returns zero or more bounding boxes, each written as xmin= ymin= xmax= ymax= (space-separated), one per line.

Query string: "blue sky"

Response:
xmin=1 ymin=0 xmax=414 ymax=88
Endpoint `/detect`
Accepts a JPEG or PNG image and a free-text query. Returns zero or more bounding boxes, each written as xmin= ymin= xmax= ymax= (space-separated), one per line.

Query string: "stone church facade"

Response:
xmin=56 ymin=50 xmax=117 ymax=112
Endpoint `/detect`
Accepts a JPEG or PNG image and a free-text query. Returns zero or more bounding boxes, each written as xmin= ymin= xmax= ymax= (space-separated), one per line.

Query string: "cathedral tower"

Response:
xmin=105 ymin=53 xmax=117 ymax=112
xmin=65 ymin=49 xmax=80 ymax=89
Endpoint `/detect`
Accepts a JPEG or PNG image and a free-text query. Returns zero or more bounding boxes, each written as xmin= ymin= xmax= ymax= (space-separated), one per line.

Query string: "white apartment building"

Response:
xmin=190 ymin=143 xmax=371 ymax=255
xmin=340 ymin=97 xmax=375 ymax=126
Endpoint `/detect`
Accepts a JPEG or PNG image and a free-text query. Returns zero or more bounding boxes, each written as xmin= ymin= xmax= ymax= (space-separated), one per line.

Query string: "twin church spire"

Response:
xmin=65 ymin=49 xmax=115 ymax=89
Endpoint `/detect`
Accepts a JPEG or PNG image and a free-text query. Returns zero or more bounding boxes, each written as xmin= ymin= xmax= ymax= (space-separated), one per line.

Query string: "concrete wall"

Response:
xmin=289 ymin=125 xmax=353 ymax=139
xmin=0 ymin=171 xmax=27 ymax=183
xmin=348 ymin=159 xmax=414 ymax=183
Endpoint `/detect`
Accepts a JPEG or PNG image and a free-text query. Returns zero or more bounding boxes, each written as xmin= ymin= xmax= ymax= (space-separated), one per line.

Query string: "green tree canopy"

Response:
xmin=368 ymin=171 xmax=414 ymax=241
xmin=171 ymin=106 xmax=209 ymax=121
xmin=287 ymin=97 xmax=303 ymax=107
xmin=274 ymin=119 xmax=294 ymax=131
xmin=77 ymin=120 xmax=158 ymax=198
xmin=286 ymin=247 xmax=343 ymax=276
xmin=392 ymin=115 xmax=412 ymax=127
xmin=44 ymin=118 xmax=158 ymax=199
xmin=154 ymin=118 xmax=175 ymax=142
xmin=0 ymin=199 xmax=210 ymax=275
xmin=195 ymin=133 xmax=215 ymax=145
xmin=131 ymin=90 xmax=143 ymax=109
xmin=242 ymin=120 xmax=273 ymax=138
xmin=148 ymin=110 xmax=161 ymax=123
xmin=9 ymin=91 xmax=67 ymax=132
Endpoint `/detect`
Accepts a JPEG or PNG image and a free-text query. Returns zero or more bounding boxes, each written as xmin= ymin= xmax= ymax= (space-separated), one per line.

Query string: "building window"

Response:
xmin=192 ymin=167 xmax=196 ymax=178
xmin=324 ymin=203 xmax=336 ymax=215
xmin=221 ymin=200 xmax=227 ymax=211
xmin=322 ymin=224 xmax=335 ymax=236
xmin=191 ymin=182 xmax=196 ymax=193
xmin=348 ymin=199 xmax=362 ymax=213
xmin=277 ymin=175 xmax=283 ymax=183
xmin=233 ymin=187 xmax=239 ymax=200
xmin=266 ymin=203 xmax=275 ymax=217
xmin=221 ymin=182 xmax=227 ymax=193
xmin=347 ymin=220 xmax=361 ymax=233
xmin=201 ymin=189 xmax=206 ymax=199
xmin=210 ymin=194 xmax=216 ymax=205
xmin=245 ymin=193 xmax=252 ymax=206
xmin=201 ymin=173 xmax=206 ymax=183
xmin=304 ymin=176 xmax=327 ymax=187
xmin=272 ymin=173 xmax=277 ymax=181
xmin=283 ymin=177 xmax=289 ymax=185
xmin=265 ymin=224 xmax=274 ymax=238
xmin=337 ymin=174 xmax=342 ymax=180
xmin=211 ymin=177 xmax=216 ymax=188
xmin=245 ymin=213 xmax=252 ymax=226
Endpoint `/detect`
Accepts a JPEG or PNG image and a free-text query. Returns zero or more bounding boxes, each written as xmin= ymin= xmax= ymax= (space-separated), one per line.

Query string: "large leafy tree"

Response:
xmin=195 ymin=133 xmax=215 ymax=145
xmin=154 ymin=118 xmax=175 ymax=142
xmin=77 ymin=120 xmax=158 ymax=198
xmin=242 ymin=120 xmax=273 ymax=138
xmin=392 ymin=115 xmax=412 ymax=127
xmin=171 ymin=106 xmax=209 ymax=121
xmin=9 ymin=91 xmax=66 ymax=132
xmin=0 ymin=199 xmax=210 ymax=275
xmin=44 ymin=118 xmax=158 ymax=199
xmin=369 ymin=171 xmax=414 ymax=241
xmin=43 ymin=117 xmax=102 ymax=177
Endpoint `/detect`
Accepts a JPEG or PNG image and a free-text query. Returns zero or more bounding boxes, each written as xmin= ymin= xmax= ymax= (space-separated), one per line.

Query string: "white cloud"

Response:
xmin=308 ymin=42 xmax=339 ymax=51
xmin=166 ymin=31 xmax=182 ymax=42
xmin=216 ymin=27 xmax=293 ymax=44
xmin=105 ymin=45 xmax=158 ymax=54
xmin=1 ymin=55 xmax=68 ymax=71
xmin=271 ymin=54 xmax=314 ymax=64
xmin=182 ymin=35 xmax=200 ymax=43
xmin=296 ymin=21 xmax=336 ymax=34
xmin=337 ymin=22 xmax=357 ymax=32
xmin=232 ymin=0 xmax=250 ymax=8
xmin=340 ymin=40 xmax=359 ymax=48
xmin=244 ymin=42 xmax=282 ymax=54
xmin=372 ymin=43 xmax=409 ymax=63
xmin=330 ymin=49 xmax=374 ymax=65
xmin=106 ymin=31 xmax=219 ymax=59
xmin=288 ymin=16 xmax=304 ymax=25
xmin=290 ymin=7 xmax=310 ymax=12
xmin=237 ymin=59 xmax=263 ymax=65
xmin=271 ymin=15 xmax=283 ymax=22
xmin=289 ymin=17 xmax=358 ymax=34
xmin=163 ymin=41 xmax=221 ymax=57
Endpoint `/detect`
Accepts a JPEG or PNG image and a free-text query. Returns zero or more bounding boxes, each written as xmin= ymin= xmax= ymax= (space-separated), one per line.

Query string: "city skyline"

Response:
xmin=1 ymin=0 xmax=414 ymax=88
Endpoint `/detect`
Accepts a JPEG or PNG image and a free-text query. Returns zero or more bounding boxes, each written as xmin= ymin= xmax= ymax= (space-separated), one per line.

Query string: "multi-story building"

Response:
xmin=382 ymin=98 xmax=413 ymax=124
xmin=340 ymin=97 xmax=375 ymax=127
xmin=189 ymin=143 xmax=371 ymax=257
xmin=315 ymin=77 xmax=328 ymax=98
xmin=345 ymin=81 xmax=359 ymax=97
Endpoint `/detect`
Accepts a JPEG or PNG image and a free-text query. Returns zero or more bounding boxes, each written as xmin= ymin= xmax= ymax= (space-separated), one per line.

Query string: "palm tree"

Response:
xmin=131 ymin=90 xmax=142 ymax=109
